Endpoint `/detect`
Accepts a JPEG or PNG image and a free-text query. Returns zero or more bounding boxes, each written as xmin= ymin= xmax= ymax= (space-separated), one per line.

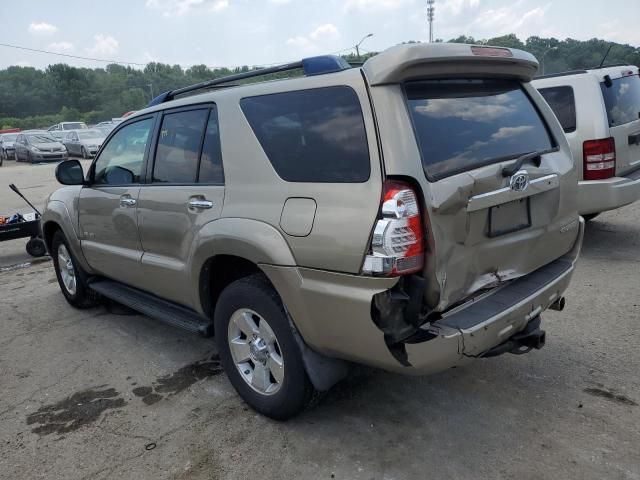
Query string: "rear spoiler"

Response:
xmin=362 ymin=43 xmax=539 ymax=86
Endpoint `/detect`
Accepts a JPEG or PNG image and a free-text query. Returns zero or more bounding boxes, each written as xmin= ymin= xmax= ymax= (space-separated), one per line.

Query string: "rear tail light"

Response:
xmin=362 ymin=180 xmax=425 ymax=276
xmin=583 ymin=137 xmax=616 ymax=180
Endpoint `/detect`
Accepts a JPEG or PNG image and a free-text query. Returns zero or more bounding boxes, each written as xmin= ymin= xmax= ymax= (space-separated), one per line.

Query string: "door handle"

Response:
xmin=120 ymin=195 xmax=137 ymax=207
xmin=188 ymin=199 xmax=213 ymax=210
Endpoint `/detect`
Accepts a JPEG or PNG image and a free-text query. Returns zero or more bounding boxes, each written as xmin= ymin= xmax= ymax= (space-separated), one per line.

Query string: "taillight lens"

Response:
xmin=583 ymin=137 xmax=616 ymax=180
xmin=362 ymin=180 xmax=425 ymax=276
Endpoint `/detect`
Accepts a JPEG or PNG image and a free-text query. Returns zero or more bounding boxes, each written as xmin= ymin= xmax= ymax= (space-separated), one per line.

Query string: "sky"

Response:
xmin=1 ymin=0 xmax=639 ymax=70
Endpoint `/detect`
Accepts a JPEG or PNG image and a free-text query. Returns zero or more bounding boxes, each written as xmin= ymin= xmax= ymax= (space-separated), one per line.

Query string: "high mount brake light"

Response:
xmin=583 ymin=137 xmax=616 ymax=181
xmin=362 ymin=180 xmax=425 ymax=276
xmin=470 ymin=46 xmax=513 ymax=58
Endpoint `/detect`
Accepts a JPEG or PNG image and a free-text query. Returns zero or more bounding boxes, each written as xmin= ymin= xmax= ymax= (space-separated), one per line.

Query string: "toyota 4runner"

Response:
xmin=43 ymin=43 xmax=584 ymax=419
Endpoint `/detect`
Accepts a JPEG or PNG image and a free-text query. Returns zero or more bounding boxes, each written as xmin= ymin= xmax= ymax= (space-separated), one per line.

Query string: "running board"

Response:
xmin=89 ymin=279 xmax=213 ymax=336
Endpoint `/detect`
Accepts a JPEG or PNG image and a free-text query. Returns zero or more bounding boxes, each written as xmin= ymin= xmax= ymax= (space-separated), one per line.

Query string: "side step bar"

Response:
xmin=90 ymin=279 xmax=213 ymax=336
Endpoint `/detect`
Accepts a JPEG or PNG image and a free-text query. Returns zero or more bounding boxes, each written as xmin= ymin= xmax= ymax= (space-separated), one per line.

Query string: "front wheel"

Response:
xmin=51 ymin=231 xmax=99 ymax=308
xmin=81 ymin=146 xmax=88 ymax=159
xmin=214 ymin=274 xmax=316 ymax=420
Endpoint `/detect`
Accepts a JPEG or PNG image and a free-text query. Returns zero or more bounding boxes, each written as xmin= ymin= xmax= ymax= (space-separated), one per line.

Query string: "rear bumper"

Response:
xmin=578 ymin=169 xmax=640 ymax=215
xmin=263 ymin=217 xmax=585 ymax=375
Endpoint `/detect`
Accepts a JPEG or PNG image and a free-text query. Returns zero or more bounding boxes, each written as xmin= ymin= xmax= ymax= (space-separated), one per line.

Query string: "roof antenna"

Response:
xmin=598 ymin=44 xmax=613 ymax=69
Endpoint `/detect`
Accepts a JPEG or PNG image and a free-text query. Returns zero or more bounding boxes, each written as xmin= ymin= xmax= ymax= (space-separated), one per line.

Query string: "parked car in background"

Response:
xmin=43 ymin=44 xmax=583 ymax=419
xmin=49 ymin=130 xmax=67 ymax=141
xmin=0 ymin=133 xmax=19 ymax=163
xmin=14 ymin=132 xmax=68 ymax=163
xmin=48 ymin=122 xmax=88 ymax=132
xmin=63 ymin=129 xmax=105 ymax=158
xmin=533 ymin=65 xmax=640 ymax=219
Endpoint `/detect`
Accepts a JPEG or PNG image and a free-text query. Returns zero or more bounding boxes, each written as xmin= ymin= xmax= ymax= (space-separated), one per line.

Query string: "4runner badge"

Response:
xmin=510 ymin=171 xmax=530 ymax=192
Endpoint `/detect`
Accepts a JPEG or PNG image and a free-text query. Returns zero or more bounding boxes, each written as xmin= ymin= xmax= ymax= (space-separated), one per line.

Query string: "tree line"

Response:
xmin=1 ymin=35 xmax=638 ymax=130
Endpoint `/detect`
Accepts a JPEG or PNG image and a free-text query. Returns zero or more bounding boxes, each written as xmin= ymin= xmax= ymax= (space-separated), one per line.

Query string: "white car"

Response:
xmin=48 ymin=122 xmax=88 ymax=132
xmin=533 ymin=65 xmax=640 ymax=219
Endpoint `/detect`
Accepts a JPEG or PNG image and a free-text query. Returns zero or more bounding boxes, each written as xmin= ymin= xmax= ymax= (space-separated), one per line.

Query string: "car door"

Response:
xmin=78 ymin=115 xmax=155 ymax=288
xmin=136 ymin=105 xmax=225 ymax=307
xmin=16 ymin=135 xmax=26 ymax=160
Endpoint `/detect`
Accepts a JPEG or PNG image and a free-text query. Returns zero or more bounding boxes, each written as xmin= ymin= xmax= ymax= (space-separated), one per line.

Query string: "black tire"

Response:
xmin=214 ymin=273 xmax=316 ymax=420
xmin=583 ymin=213 xmax=599 ymax=222
xmin=28 ymin=151 xmax=34 ymax=164
xmin=51 ymin=230 xmax=99 ymax=308
xmin=14 ymin=150 xmax=19 ymax=162
xmin=81 ymin=146 xmax=88 ymax=159
xmin=26 ymin=237 xmax=46 ymax=257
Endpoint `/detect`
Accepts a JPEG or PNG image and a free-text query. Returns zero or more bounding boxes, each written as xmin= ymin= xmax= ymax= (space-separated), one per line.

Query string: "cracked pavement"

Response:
xmin=1 ymin=160 xmax=639 ymax=479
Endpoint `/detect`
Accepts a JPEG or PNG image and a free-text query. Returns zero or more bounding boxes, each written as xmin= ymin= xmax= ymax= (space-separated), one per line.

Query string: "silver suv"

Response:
xmin=533 ymin=65 xmax=640 ymax=219
xmin=43 ymin=43 xmax=584 ymax=419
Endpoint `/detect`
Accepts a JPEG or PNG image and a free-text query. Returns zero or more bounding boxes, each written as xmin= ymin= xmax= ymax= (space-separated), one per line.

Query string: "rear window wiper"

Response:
xmin=502 ymin=150 xmax=545 ymax=177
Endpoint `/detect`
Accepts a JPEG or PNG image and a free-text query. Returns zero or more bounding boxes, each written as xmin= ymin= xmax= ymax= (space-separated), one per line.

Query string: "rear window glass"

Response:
xmin=538 ymin=86 xmax=576 ymax=133
xmin=406 ymin=79 xmax=555 ymax=181
xmin=600 ymin=74 xmax=640 ymax=127
xmin=240 ymin=86 xmax=370 ymax=183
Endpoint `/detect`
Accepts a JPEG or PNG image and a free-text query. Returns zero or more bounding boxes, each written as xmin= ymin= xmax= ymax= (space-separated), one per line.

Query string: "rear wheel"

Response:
xmin=51 ymin=231 xmax=99 ymax=308
xmin=214 ymin=274 xmax=316 ymax=420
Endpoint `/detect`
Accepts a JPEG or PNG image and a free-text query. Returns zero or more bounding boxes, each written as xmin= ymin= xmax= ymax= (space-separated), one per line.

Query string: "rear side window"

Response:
xmin=240 ymin=86 xmax=370 ymax=183
xmin=406 ymin=79 xmax=555 ymax=181
xmin=600 ymin=74 xmax=640 ymax=127
xmin=153 ymin=109 xmax=209 ymax=183
xmin=538 ymin=86 xmax=576 ymax=133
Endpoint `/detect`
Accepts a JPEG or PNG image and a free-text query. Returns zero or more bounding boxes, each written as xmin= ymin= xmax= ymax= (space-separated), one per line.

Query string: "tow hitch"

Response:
xmin=482 ymin=316 xmax=546 ymax=358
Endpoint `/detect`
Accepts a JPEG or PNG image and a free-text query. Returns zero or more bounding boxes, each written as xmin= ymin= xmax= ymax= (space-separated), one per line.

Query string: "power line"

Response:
xmin=0 ymin=42 xmax=360 ymax=71
xmin=0 ymin=42 xmax=146 ymax=66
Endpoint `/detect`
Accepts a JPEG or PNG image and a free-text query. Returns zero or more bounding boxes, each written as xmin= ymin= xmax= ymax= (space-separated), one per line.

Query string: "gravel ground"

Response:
xmin=0 ymin=158 xmax=638 ymax=480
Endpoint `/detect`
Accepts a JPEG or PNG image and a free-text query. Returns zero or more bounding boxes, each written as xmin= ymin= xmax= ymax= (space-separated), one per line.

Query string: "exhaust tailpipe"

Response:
xmin=549 ymin=297 xmax=566 ymax=311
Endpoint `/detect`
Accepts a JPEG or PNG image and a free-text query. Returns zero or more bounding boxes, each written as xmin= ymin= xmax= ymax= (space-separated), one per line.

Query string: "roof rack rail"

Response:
xmin=587 ymin=62 xmax=631 ymax=70
xmin=534 ymin=69 xmax=588 ymax=80
xmin=147 ymin=55 xmax=351 ymax=107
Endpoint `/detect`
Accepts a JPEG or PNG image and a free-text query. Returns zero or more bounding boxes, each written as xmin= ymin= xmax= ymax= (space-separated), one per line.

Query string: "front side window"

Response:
xmin=538 ymin=86 xmax=577 ymax=133
xmin=600 ymin=74 xmax=640 ymax=127
xmin=93 ymin=118 xmax=153 ymax=185
xmin=240 ymin=86 xmax=370 ymax=183
xmin=406 ymin=79 xmax=555 ymax=181
xmin=153 ymin=109 xmax=209 ymax=184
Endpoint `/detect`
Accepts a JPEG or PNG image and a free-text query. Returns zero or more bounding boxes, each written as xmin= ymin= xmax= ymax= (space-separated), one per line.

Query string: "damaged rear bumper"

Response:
xmin=261 ymin=217 xmax=584 ymax=376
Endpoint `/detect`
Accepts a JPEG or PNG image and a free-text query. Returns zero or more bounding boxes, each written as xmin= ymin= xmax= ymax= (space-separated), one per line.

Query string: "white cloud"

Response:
xmin=469 ymin=3 xmax=550 ymax=38
xmin=16 ymin=61 xmax=32 ymax=67
xmin=47 ymin=42 xmax=74 ymax=53
xmin=286 ymin=36 xmax=312 ymax=48
xmin=145 ymin=0 xmax=228 ymax=16
xmin=85 ymin=34 xmax=119 ymax=57
xmin=344 ymin=0 xmax=412 ymax=13
xmin=491 ymin=125 xmax=534 ymax=140
xmin=268 ymin=0 xmax=292 ymax=4
xmin=310 ymin=23 xmax=340 ymax=41
xmin=440 ymin=0 xmax=480 ymax=16
xmin=28 ymin=22 xmax=58 ymax=35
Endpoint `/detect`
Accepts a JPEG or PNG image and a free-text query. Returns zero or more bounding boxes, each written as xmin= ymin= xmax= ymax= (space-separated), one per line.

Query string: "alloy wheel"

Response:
xmin=57 ymin=244 xmax=77 ymax=295
xmin=227 ymin=308 xmax=284 ymax=395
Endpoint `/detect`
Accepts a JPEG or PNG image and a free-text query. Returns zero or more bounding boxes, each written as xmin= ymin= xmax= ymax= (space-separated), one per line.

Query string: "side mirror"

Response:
xmin=55 ymin=159 xmax=85 ymax=185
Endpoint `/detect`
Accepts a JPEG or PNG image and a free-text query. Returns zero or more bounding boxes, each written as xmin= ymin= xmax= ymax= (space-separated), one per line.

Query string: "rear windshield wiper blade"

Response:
xmin=502 ymin=150 xmax=544 ymax=177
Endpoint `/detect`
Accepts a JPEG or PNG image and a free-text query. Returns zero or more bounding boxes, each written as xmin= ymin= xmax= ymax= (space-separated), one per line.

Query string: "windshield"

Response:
xmin=406 ymin=79 xmax=555 ymax=181
xmin=27 ymin=134 xmax=56 ymax=143
xmin=1 ymin=134 xmax=17 ymax=141
xmin=77 ymin=130 xmax=103 ymax=139
xmin=600 ymin=74 xmax=640 ymax=127
xmin=63 ymin=122 xmax=86 ymax=130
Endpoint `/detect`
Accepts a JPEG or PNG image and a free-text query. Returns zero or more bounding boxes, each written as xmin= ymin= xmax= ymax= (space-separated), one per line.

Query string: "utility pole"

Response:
xmin=427 ymin=0 xmax=435 ymax=43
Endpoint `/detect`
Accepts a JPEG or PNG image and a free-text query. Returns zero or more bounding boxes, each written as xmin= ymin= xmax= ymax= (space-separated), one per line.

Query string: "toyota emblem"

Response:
xmin=510 ymin=171 xmax=530 ymax=192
